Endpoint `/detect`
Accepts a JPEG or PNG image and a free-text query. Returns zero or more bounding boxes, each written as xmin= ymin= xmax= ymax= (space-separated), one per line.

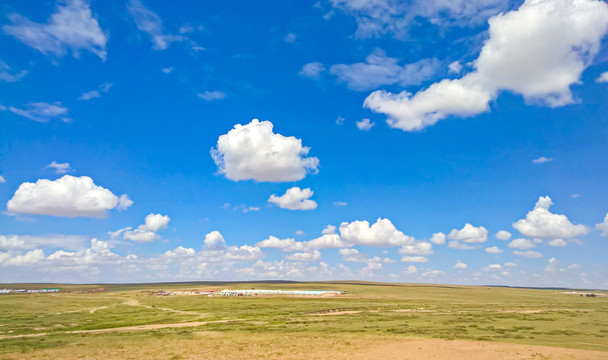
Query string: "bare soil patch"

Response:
xmin=311 ymin=310 xmax=362 ymax=316
xmin=5 ymin=334 xmax=607 ymax=360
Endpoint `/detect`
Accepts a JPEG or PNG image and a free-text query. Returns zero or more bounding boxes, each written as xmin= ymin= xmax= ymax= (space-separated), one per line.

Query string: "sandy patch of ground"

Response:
xmin=392 ymin=308 xmax=436 ymax=313
xmin=5 ymin=334 xmax=607 ymax=360
xmin=351 ymin=338 xmax=608 ymax=360
xmin=311 ymin=310 xmax=362 ymax=316
xmin=89 ymin=305 xmax=108 ymax=314
xmin=500 ymin=309 xmax=547 ymax=314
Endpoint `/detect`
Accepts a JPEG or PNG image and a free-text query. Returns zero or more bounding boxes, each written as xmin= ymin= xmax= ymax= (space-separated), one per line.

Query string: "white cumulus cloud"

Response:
xmin=454 ymin=260 xmax=467 ymax=269
xmin=448 ymin=223 xmax=488 ymax=243
xmin=513 ymin=196 xmax=589 ymax=239
xmin=268 ymin=187 xmax=318 ymax=210
xmin=306 ymin=234 xmax=349 ymax=249
xmin=597 ymin=71 xmax=608 ymax=83
xmin=495 ymin=230 xmax=511 ymax=241
xmin=204 ymin=231 xmax=227 ymax=250
xmin=430 ymin=232 xmax=446 ymax=245
xmin=339 ymin=218 xmax=414 ymax=247
xmin=256 ymin=236 xmax=306 ymax=252
xmin=7 ymin=175 xmax=132 ymax=218
xmin=596 ymin=213 xmax=608 ymax=237
xmin=485 ymin=246 xmax=503 ymax=254
xmin=508 ymin=238 xmax=535 ymax=250
xmin=363 ymin=0 xmax=608 ymax=131
xmin=211 ymin=119 xmax=319 ymax=182
xmin=113 ymin=213 xmax=170 ymax=243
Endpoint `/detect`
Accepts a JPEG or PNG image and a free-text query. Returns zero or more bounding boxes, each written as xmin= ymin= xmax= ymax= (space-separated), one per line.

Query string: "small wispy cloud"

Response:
xmin=0 ymin=61 xmax=27 ymax=82
xmin=198 ymin=91 xmax=227 ymax=101
xmin=78 ymin=82 xmax=113 ymax=101
xmin=2 ymin=0 xmax=108 ymax=60
xmin=46 ymin=161 xmax=74 ymax=174
xmin=284 ymin=33 xmax=296 ymax=43
xmin=299 ymin=62 xmax=325 ymax=80
xmin=4 ymin=102 xmax=71 ymax=123
xmin=356 ymin=118 xmax=375 ymax=131
xmin=128 ymin=0 xmax=185 ymax=50
xmin=532 ymin=156 xmax=553 ymax=164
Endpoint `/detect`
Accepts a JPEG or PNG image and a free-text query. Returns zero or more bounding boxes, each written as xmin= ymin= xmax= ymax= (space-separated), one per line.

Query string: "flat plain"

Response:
xmin=0 ymin=281 xmax=607 ymax=359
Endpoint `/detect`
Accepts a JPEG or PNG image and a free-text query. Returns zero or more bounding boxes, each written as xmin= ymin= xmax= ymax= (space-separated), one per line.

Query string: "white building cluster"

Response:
xmin=220 ymin=289 xmax=342 ymax=296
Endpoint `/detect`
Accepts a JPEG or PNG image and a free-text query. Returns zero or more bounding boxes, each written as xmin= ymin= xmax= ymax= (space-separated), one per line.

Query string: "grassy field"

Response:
xmin=0 ymin=281 xmax=607 ymax=358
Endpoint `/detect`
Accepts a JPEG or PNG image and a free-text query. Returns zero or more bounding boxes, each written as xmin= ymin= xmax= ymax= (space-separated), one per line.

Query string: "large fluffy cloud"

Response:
xmin=2 ymin=0 xmax=108 ymax=60
xmin=448 ymin=223 xmax=488 ymax=243
xmin=203 ymin=231 xmax=227 ymax=250
xmin=0 ymin=239 xmax=122 ymax=269
xmin=364 ymin=0 xmax=608 ymax=131
xmin=339 ymin=218 xmax=414 ymax=247
xmin=7 ymin=175 xmax=132 ymax=218
xmin=0 ymin=231 xmax=266 ymax=282
xmin=256 ymin=233 xmax=348 ymax=252
xmin=268 ymin=187 xmax=318 ymax=210
xmin=256 ymin=236 xmax=306 ymax=252
xmin=113 ymin=213 xmax=170 ymax=243
xmin=513 ymin=196 xmax=589 ymax=239
xmin=211 ymin=119 xmax=319 ymax=182
xmin=259 ymin=218 xmax=412 ymax=252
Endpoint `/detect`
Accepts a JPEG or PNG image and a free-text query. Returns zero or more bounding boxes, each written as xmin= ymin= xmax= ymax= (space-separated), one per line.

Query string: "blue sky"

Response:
xmin=1 ymin=0 xmax=607 ymax=287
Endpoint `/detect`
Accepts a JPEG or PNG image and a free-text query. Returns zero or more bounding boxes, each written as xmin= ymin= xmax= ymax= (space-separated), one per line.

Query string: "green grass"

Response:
xmin=1 ymin=281 xmax=607 ymax=356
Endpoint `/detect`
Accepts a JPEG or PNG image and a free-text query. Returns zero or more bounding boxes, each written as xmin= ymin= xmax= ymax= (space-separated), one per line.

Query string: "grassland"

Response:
xmin=0 ymin=281 xmax=607 ymax=359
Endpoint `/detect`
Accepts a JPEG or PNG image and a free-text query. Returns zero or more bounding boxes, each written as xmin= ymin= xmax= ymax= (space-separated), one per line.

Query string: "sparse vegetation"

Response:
xmin=0 ymin=282 xmax=606 ymax=358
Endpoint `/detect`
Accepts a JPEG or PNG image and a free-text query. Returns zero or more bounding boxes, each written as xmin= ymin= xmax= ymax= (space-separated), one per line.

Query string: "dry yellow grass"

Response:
xmin=4 ymin=333 xmax=607 ymax=360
